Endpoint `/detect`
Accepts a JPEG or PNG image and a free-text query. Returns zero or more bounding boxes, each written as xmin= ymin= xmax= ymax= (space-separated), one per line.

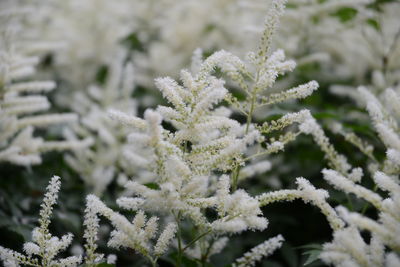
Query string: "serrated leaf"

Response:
xmin=302 ymin=249 xmax=322 ymax=266
xmin=298 ymin=243 xmax=322 ymax=266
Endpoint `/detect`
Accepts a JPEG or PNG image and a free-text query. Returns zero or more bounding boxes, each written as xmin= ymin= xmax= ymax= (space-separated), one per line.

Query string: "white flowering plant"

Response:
xmin=1 ymin=0 xmax=399 ymax=267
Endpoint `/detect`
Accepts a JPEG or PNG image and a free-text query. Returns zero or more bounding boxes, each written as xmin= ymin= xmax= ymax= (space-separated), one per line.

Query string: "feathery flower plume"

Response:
xmin=0 ymin=176 xmax=82 ymax=267
xmin=233 ymin=235 xmax=284 ymax=267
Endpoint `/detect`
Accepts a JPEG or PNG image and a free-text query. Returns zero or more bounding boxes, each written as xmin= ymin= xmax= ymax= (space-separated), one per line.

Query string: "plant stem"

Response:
xmin=174 ymin=212 xmax=183 ymax=267
xmin=232 ymin=91 xmax=256 ymax=191
xmin=182 ymin=229 xmax=212 ymax=252
xmin=361 ymin=184 xmax=379 ymax=214
xmin=245 ymin=94 xmax=256 ymax=133
xmin=149 ymin=257 xmax=158 ymax=267
xmin=200 ymin=238 xmax=215 ymax=267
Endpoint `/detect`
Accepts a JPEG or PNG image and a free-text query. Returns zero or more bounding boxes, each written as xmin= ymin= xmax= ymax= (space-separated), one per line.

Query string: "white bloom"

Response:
xmin=209 ymin=237 xmax=229 ymax=256
xmin=320 ymin=227 xmax=371 ymax=267
xmin=234 ymin=235 xmax=284 ymax=267
xmin=106 ymin=254 xmax=117 ymax=265
xmin=322 ymin=169 xmax=383 ymax=210
xmin=0 ymin=176 xmax=81 ymax=267
xmin=387 ymin=149 xmax=400 ymax=167
xmin=373 ymin=171 xmax=400 ymax=195
xmin=0 ymin=17 xmax=84 ymax=166
xmin=386 ymin=253 xmax=400 ymax=267
xmin=22 ymin=242 xmax=39 ymax=256
xmin=154 ymin=223 xmax=177 ymax=256
xmin=108 ymin=109 xmax=146 ymax=129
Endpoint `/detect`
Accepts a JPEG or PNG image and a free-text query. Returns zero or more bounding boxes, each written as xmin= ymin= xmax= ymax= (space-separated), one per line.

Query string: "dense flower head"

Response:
xmin=0 ymin=176 xmax=82 ymax=267
xmin=1 ymin=0 xmax=399 ymax=267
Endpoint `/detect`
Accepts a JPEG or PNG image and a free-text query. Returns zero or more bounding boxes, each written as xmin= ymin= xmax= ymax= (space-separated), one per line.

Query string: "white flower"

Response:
xmin=22 ymin=242 xmax=39 ymax=256
xmin=0 ymin=20 xmax=84 ymax=166
xmin=154 ymin=223 xmax=177 ymax=256
xmin=106 ymin=254 xmax=117 ymax=265
xmin=0 ymin=176 xmax=81 ymax=267
xmin=234 ymin=235 xmax=284 ymax=267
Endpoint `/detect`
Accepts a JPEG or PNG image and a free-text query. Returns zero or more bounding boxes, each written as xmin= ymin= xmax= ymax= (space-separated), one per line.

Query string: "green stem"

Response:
xmin=245 ymin=94 xmax=256 ymax=133
xmin=346 ymin=195 xmax=354 ymax=211
xmin=182 ymin=230 xmax=212 ymax=252
xmin=174 ymin=212 xmax=183 ymax=267
xmin=232 ymin=92 xmax=256 ymax=191
xmin=200 ymin=238 xmax=215 ymax=267
xmin=149 ymin=257 xmax=158 ymax=267
xmin=231 ymin=165 xmax=240 ymax=192
xmin=361 ymin=184 xmax=379 ymax=214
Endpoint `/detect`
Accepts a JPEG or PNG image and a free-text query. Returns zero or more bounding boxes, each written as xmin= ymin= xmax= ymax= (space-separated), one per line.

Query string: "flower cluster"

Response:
xmin=0 ymin=1 xmax=86 ymax=166
xmin=233 ymin=235 xmax=284 ymax=267
xmin=1 ymin=0 xmax=399 ymax=267
xmin=318 ymin=84 xmax=400 ymax=266
xmin=63 ymin=49 xmax=137 ymax=195
xmin=84 ymin=195 xmax=177 ymax=266
xmin=0 ymin=176 xmax=82 ymax=267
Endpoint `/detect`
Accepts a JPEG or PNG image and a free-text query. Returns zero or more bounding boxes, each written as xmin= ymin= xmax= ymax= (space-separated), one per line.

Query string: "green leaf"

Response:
xmin=204 ymin=24 xmax=216 ymax=33
xmin=0 ymin=211 xmax=14 ymax=227
xmin=122 ymin=33 xmax=144 ymax=51
xmin=96 ymin=65 xmax=108 ymax=84
xmin=302 ymin=249 xmax=322 ymax=266
xmin=366 ymin=18 xmax=380 ymax=30
xmin=144 ymin=183 xmax=160 ymax=190
xmin=313 ymin=112 xmax=339 ymax=120
xmin=95 ymin=263 xmax=115 ymax=267
xmin=297 ymin=244 xmax=322 ymax=250
xmin=334 ymin=7 xmax=358 ymax=22
xmin=168 ymin=252 xmax=200 ymax=267
xmin=7 ymin=224 xmax=33 ymax=241
xmin=281 ymin=243 xmax=298 ymax=267
xmin=182 ymin=256 xmax=200 ymax=267
xmin=80 ymin=263 xmax=115 ymax=267
xmin=298 ymin=243 xmax=322 ymax=266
